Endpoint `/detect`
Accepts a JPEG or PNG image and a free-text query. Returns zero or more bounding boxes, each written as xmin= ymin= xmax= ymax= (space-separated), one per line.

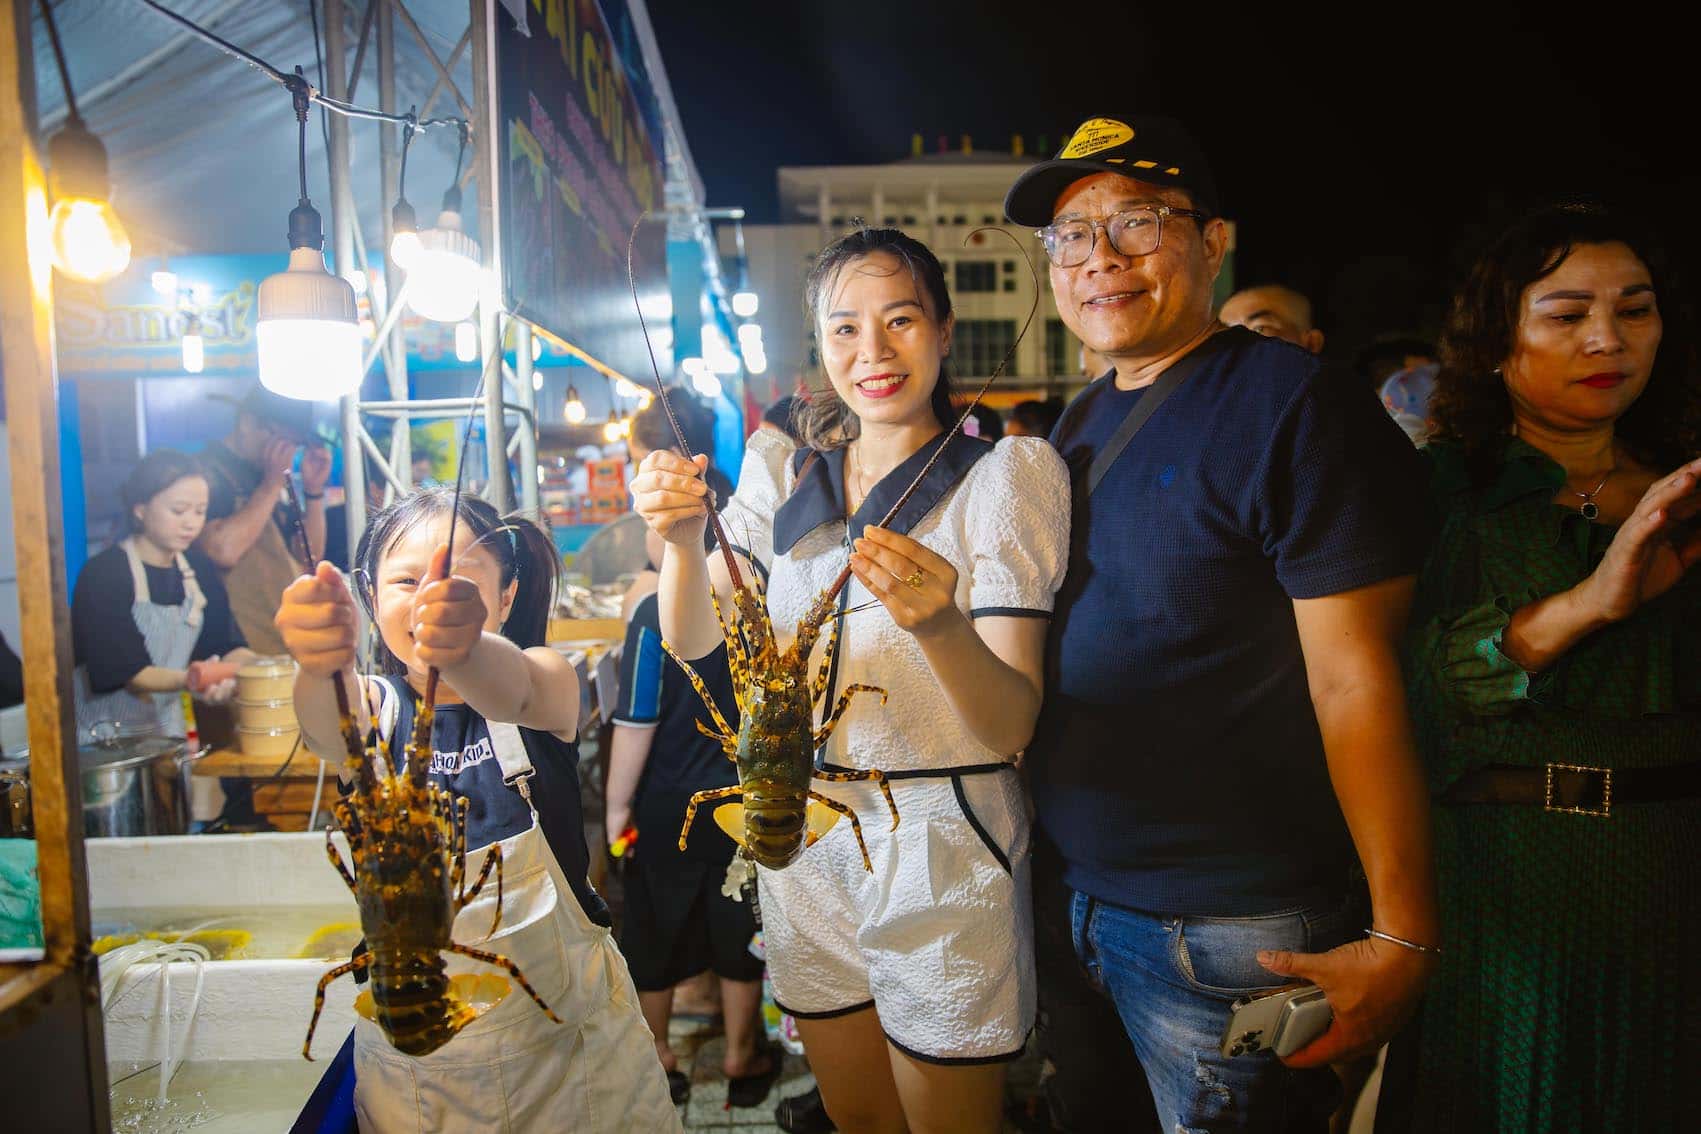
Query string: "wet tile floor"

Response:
xmin=668 ymin=1012 xmax=1046 ymax=1132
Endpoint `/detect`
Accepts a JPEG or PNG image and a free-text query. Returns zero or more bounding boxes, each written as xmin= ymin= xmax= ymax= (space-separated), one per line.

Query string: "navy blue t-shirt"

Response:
xmin=1029 ymin=328 xmax=1428 ymax=916
xmin=611 ymin=593 xmax=743 ymax=864
xmin=381 ymin=676 xmax=610 ymax=927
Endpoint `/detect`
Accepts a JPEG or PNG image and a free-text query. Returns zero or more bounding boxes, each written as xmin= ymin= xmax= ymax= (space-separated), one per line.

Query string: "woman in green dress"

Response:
xmin=1384 ymin=204 xmax=1701 ymax=1131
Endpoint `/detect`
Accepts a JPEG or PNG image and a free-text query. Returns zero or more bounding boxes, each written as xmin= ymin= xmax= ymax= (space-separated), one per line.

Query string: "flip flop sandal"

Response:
xmin=666 ymin=1069 xmax=690 ymax=1105
xmin=775 ymin=1085 xmax=836 ymax=1133
xmin=725 ymin=1042 xmax=782 ymax=1109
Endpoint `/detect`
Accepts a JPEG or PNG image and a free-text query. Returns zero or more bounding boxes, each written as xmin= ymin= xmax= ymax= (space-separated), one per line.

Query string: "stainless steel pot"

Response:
xmin=80 ymin=732 xmax=207 ymax=838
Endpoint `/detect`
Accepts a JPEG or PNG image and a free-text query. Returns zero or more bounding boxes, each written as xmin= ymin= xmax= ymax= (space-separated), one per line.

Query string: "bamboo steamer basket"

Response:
xmin=236 ymin=724 xmax=301 ymax=760
xmin=234 ymin=698 xmax=298 ymax=731
xmin=236 ymin=656 xmax=297 ymax=702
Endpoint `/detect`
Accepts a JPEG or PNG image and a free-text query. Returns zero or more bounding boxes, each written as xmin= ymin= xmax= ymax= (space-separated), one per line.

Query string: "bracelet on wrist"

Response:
xmin=303 ymin=491 xmax=325 ymax=500
xmin=1365 ymin=927 xmax=1442 ymax=956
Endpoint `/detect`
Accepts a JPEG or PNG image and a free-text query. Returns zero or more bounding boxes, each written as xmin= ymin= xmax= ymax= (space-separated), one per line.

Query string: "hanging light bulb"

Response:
xmin=737 ymin=323 xmax=763 ymax=349
xmin=255 ymin=72 xmax=362 ymax=401
xmin=531 ymin=334 xmax=543 ymax=361
xmin=152 ymin=266 xmax=178 ymax=296
xmin=564 ymin=385 xmax=587 ymax=424
xmin=454 ymin=320 xmax=478 ymax=363
xmin=732 ymin=291 xmax=759 ymax=318
xmin=405 ymin=125 xmax=481 ymax=323
xmin=637 ymin=389 xmax=654 ymax=408
xmin=614 ymin=376 xmax=641 ymax=400
xmin=390 ymin=199 xmax=421 ymax=269
xmin=38 ymin=0 xmax=130 ymax=283
xmin=602 ymin=420 xmax=624 ymax=443
xmin=532 ymin=370 xmax=544 ymax=391
xmin=46 ymin=122 xmax=131 ymax=283
xmin=180 ymin=313 xmax=204 ymax=374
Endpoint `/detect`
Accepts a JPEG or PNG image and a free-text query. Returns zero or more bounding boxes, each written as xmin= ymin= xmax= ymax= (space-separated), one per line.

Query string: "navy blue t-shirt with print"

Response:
xmin=381 ymin=675 xmax=610 ymax=927
xmin=1029 ymin=327 xmax=1429 ymax=917
xmin=611 ymin=594 xmax=742 ymax=864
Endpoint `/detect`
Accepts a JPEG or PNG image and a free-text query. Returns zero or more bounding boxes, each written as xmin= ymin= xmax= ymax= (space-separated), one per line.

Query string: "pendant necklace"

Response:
xmin=1568 ymin=468 xmax=1614 ymax=521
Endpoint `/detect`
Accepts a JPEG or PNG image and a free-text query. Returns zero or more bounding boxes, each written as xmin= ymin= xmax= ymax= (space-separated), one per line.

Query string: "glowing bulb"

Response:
xmin=638 ymin=390 xmax=654 ymax=408
xmin=256 ymin=245 xmax=363 ymax=401
xmin=620 ymin=418 xmax=632 ymax=438
xmin=680 ymin=356 xmax=707 ymax=376
xmin=732 ymin=291 xmax=759 ymax=318
xmin=390 ymin=230 xmax=421 ymax=270
xmin=746 ymin=348 xmax=768 ymax=376
xmin=737 ymin=323 xmax=763 ymax=349
xmin=602 ymin=420 xmax=623 ymax=443
xmin=564 ymin=386 xmax=587 ymax=425
xmin=454 ymin=321 xmax=478 ymax=363
xmin=614 ymin=377 xmax=641 ymax=400
xmin=49 ymin=198 xmax=131 ymax=283
xmin=531 ymin=335 xmax=543 ymax=361
xmin=181 ymin=331 xmax=204 ymax=374
xmin=692 ymin=371 xmax=722 ymax=399
xmin=151 ymin=269 xmax=178 ymax=296
xmin=532 ymin=370 xmax=544 ymax=391
xmin=404 ymin=206 xmax=481 ymax=323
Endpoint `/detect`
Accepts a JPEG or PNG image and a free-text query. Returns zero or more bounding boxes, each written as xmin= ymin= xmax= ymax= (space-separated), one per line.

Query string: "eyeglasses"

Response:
xmin=1036 ymin=206 xmax=1209 ymax=268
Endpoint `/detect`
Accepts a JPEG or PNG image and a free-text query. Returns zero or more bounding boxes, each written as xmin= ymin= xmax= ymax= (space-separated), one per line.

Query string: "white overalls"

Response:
xmin=355 ymin=691 xmax=681 ymax=1133
xmin=73 ymin=538 xmax=205 ymax=741
xmin=720 ymin=430 xmax=1072 ymax=1063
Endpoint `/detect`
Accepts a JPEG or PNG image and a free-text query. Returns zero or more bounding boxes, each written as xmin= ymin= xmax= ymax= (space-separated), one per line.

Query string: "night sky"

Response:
xmin=647 ymin=0 xmax=1696 ymax=364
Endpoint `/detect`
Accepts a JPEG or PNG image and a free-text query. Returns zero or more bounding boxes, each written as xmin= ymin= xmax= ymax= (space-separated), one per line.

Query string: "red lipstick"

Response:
xmin=1579 ymin=371 xmax=1626 ymax=389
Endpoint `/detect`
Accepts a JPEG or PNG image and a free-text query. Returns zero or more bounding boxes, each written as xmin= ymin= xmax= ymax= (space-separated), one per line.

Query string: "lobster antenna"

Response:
xmin=626 ymin=212 xmax=747 ymax=593
xmin=411 ymin=311 xmax=512 ymax=783
xmin=822 ymin=227 xmax=1043 ymax=603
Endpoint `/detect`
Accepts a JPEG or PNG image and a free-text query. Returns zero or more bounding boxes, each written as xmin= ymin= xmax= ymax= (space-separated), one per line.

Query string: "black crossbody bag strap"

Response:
xmin=1084 ymin=334 xmax=1229 ymax=496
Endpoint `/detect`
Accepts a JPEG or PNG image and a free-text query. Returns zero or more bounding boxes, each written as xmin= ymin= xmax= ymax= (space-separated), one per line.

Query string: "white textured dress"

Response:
xmin=718 ymin=427 xmax=1071 ymax=1062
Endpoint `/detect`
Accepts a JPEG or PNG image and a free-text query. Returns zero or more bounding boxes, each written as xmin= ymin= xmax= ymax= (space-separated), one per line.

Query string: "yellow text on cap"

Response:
xmin=1060 ymin=118 xmax=1134 ymax=159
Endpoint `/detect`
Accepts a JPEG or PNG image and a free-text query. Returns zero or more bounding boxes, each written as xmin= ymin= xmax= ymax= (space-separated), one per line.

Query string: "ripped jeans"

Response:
xmin=1070 ymin=890 xmax=1358 ymax=1133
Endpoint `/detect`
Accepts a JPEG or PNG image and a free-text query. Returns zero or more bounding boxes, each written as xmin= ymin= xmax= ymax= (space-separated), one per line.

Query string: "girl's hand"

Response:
xmin=1575 ymin=456 xmax=1701 ymax=623
xmin=850 ymin=526 xmax=962 ymax=639
xmin=275 ymin=562 xmax=358 ymax=677
xmin=411 ymin=544 xmax=488 ymax=672
xmin=630 ymin=450 xmax=711 ymax=547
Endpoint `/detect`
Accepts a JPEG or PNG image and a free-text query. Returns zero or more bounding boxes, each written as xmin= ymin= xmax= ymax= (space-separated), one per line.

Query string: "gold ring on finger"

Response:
xmin=903 ymin=570 xmax=926 ymax=590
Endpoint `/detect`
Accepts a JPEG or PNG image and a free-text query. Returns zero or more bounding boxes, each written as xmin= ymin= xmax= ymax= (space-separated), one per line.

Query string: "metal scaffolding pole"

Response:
xmin=469 ymin=0 xmax=509 ymax=512
xmin=514 ymin=322 xmax=539 ymax=514
xmin=324 ymin=0 xmax=366 ymax=550
xmin=376 ymin=0 xmax=411 ymax=492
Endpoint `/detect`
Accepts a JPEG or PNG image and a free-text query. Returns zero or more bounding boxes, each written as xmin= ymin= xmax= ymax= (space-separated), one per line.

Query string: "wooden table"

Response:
xmin=192 ymin=745 xmax=327 ymax=832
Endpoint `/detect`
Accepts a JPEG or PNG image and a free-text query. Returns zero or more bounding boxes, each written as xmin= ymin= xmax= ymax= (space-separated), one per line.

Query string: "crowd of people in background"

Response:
xmin=55 ymin=108 xmax=1699 ymax=1134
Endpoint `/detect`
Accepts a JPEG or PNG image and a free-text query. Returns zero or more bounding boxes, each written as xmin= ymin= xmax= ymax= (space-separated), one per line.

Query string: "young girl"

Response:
xmin=633 ymin=227 xmax=1072 ymax=1134
xmin=275 ymin=488 xmax=679 ymax=1133
xmin=73 ymin=449 xmax=253 ymax=740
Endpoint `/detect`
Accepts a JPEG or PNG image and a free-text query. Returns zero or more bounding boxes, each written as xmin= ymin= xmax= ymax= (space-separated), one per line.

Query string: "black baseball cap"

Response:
xmin=223 ymin=386 xmax=325 ymax=445
xmin=1004 ymin=115 xmax=1219 ymax=227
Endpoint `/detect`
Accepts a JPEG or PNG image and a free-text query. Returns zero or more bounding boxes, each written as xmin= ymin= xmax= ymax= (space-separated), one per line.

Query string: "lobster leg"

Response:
xmin=813 ymin=683 xmax=888 ymax=748
xmin=446 ymin=942 xmax=562 ymax=1023
xmin=710 ymin=588 xmax=749 ymax=691
xmin=812 ymin=767 xmax=900 ymax=832
xmin=449 ymin=795 xmax=469 ymax=897
xmin=660 ymin=639 xmax=737 ymax=744
xmin=458 ymin=843 xmax=505 ymax=939
xmin=303 ymin=950 xmax=372 ymax=1060
xmin=679 ymin=785 xmax=744 ymax=851
xmin=807 ymin=791 xmax=872 ymax=872
xmin=694 ymin=718 xmax=739 ymax=759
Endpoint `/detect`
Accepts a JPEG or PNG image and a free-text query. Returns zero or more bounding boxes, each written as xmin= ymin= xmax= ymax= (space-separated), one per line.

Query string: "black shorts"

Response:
xmin=618 ymin=852 xmax=764 ymax=991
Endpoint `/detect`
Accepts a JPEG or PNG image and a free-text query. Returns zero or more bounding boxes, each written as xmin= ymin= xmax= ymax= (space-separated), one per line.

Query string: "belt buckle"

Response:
xmin=1545 ymin=762 xmax=1612 ymax=817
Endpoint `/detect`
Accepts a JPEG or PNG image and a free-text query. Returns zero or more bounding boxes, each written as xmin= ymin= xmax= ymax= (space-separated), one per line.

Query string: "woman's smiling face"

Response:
xmin=816 ymin=251 xmax=953 ymax=431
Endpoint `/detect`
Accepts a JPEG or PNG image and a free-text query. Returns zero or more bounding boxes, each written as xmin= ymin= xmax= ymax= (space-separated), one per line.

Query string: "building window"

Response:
xmin=902 ymin=215 xmax=917 ymax=225
xmin=982 ymin=215 xmax=997 ymax=225
xmin=1045 ymin=319 xmax=1080 ymax=377
xmin=1002 ymin=260 xmax=1017 ymax=273
xmin=955 ymin=260 xmax=998 ymax=293
xmin=953 ymin=214 xmax=967 ymax=225
xmin=955 ymin=319 xmax=1018 ymax=376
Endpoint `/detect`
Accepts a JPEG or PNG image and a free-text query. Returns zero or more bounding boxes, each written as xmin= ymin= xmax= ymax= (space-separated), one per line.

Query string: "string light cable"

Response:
xmin=39 ymin=0 xmax=133 ymax=281
xmin=134 ymin=0 xmax=466 ymax=134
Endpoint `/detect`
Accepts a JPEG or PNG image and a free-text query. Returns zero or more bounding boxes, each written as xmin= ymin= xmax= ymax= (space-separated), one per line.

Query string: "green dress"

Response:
xmin=1396 ymin=439 xmax=1701 ymax=1132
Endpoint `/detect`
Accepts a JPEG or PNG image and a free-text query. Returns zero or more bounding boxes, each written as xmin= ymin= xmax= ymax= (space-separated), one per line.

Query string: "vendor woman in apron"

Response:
xmin=72 ymin=450 xmax=252 ymax=740
xmin=277 ymin=488 xmax=679 ymax=1133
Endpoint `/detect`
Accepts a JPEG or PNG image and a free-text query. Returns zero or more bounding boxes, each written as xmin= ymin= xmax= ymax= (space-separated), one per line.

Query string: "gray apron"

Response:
xmin=74 ymin=539 xmax=206 ymax=741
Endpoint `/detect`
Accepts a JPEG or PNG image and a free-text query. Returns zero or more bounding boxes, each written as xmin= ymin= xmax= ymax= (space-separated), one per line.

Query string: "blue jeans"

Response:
xmin=1070 ymin=890 xmax=1359 ymax=1132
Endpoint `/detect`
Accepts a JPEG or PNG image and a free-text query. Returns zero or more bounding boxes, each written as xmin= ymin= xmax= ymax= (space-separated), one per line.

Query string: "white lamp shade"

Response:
xmin=257 ymin=246 xmax=362 ymax=400
xmin=405 ymin=211 xmax=481 ymax=323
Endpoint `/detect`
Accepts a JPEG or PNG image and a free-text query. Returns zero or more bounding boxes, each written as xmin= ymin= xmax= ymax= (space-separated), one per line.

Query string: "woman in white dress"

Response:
xmin=632 ymin=227 xmax=1071 ymax=1134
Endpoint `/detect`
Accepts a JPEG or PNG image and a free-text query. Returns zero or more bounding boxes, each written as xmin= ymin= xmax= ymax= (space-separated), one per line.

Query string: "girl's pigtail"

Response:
xmin=500 ymin=512 xmax=560 ymax=651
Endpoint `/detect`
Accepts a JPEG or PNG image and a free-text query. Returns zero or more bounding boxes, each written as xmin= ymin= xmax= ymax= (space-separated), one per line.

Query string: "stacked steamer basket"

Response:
xmin=234 ymin=656 xmax=301 ymax=760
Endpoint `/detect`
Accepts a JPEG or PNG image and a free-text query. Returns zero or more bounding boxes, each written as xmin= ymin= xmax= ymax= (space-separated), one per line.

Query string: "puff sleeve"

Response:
xmin=964 ymin=437 xmax=1072 ymax=619
xmin=718 ymin=428 xmax=795 ymax=577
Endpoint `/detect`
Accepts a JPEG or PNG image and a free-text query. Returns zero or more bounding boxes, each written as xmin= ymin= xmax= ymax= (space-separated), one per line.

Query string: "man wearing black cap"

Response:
xmin=1006 ymin=116 xmax=1438 ymax=1129
xmin=197 ymin=387 xmax=330 ymax=655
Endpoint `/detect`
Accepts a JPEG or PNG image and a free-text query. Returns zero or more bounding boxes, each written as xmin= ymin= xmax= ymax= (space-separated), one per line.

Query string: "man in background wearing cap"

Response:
xmin=1007 ymin=116 xmax=1437 ymax=1129
xmin=1219 ymin=282 xmax=1326 ymax=354
xmin=197 ymin=387 xmax=330 ymax=655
